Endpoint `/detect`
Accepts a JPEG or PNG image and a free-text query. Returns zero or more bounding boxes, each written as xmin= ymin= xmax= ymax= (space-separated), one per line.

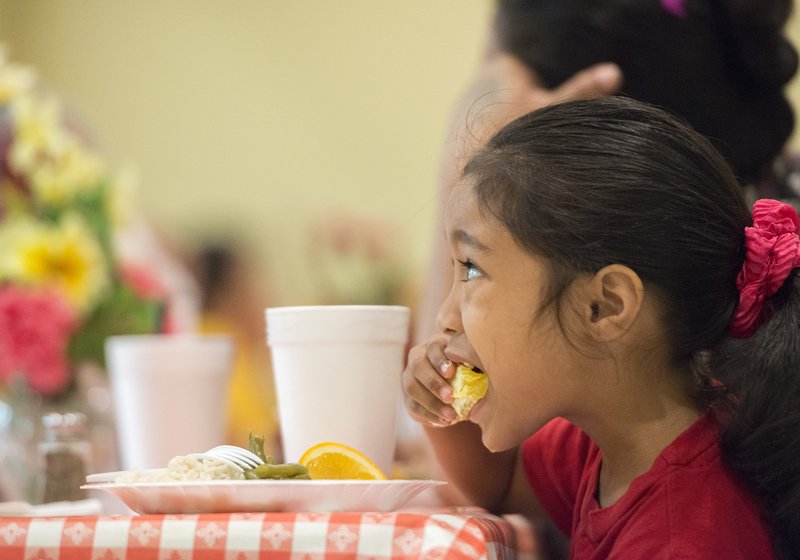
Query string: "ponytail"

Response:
xmin=711 ymin=270 xmax=800 ymax=557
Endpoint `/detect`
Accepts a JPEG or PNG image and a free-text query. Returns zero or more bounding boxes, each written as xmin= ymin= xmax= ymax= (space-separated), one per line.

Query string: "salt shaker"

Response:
xmin=38 ymin=412 xmax=92 ymax=503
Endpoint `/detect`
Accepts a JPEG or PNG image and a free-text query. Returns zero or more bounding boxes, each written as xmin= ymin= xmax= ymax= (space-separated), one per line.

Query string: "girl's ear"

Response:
xmin=582 ymin=264 xmax=645 ymax=342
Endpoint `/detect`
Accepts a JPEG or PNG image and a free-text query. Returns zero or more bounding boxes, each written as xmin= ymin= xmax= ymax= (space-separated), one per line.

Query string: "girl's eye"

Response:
xmin=458 ymin=259 xmax=483 ymax=282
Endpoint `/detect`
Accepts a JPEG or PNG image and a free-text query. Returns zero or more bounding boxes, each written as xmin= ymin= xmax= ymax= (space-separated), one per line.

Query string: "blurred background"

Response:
xmin=0 ymin=0 xmax=494 ymax=309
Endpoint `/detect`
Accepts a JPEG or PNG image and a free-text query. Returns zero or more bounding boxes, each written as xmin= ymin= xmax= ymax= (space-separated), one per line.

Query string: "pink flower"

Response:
xmin=119 ymin=262 xmax=166 ymax=301
xmin=0 ymin=285 xmax=78 ymax=395
xmin=118 ymin=262 xmax=174 ymax=333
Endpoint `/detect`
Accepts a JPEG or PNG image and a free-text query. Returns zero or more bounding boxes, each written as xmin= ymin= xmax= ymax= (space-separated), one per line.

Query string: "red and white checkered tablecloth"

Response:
xmin=0 ymin=510 xmax=537 ymax=559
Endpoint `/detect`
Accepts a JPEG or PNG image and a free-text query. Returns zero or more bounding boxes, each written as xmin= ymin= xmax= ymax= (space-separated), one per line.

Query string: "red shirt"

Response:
xmin=521 ymin=413 xmax=773 ymax=559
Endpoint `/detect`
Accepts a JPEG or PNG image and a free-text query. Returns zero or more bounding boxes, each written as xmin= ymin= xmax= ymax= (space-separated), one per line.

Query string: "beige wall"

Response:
xmin=0 ymin=1 xmax=492 ymax=304
xmin=0 ymin=1 xmax=8 ymax=39
xmin=788 ymin=11 xmax=800 ymax=151
xmin=2 ymin=1 xmax=800 ymax=305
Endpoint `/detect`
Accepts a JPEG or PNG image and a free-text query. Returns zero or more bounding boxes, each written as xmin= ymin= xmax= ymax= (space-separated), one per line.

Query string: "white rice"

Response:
xmin=116 ymin=455 xmax=244 ymax=482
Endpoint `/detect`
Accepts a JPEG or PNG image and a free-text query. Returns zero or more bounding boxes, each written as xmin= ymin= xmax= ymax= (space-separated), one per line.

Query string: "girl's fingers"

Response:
xmin=549 ymin=62 xmax=623 ymax=104
xmin=404 ymin=379 xmax=457 ymax=427
xmin=426 ymin=336 xmax=455 ymax=381
xmin=402 ymin=342 xmax=457 ymax=425
xmin=408 ymin=341 xmax=452 ymax=402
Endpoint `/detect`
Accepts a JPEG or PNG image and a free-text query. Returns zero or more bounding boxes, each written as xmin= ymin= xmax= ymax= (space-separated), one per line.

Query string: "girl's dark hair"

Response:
xmin=495 ymin=0 xmax=798 ymax=183
xmin=463 ymin=96 xmax=800 ymax=556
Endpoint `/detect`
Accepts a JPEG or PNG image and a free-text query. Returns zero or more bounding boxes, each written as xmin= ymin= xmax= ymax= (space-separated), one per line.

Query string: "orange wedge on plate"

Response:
xmin=298 ymin=442 xmax=387 ymax=480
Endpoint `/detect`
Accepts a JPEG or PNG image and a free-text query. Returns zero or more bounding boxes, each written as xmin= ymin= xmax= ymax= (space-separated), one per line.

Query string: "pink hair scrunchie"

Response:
xmin=731 ymin=199 xmax=800 ymax=338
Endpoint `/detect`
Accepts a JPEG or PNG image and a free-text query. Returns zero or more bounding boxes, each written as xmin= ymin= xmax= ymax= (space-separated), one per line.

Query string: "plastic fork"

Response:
xmin=189 ymin=445 xmax=265 ymax=472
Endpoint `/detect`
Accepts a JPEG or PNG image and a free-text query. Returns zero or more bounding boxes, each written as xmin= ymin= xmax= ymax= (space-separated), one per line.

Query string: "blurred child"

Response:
xmin=194 ymin=240 xmax=279 ymax=455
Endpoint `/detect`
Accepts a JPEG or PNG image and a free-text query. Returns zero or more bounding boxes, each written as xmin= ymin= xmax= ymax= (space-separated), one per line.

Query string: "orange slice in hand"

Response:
xmin=298 ymin=442 xmax=387 ymax=480
xmin=451 ymin=364 xmax=488 ymax=421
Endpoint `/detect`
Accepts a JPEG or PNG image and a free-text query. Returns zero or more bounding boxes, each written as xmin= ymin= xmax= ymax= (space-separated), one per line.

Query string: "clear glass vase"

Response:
xmin=0 ymin=364 xmax=119 ymax=503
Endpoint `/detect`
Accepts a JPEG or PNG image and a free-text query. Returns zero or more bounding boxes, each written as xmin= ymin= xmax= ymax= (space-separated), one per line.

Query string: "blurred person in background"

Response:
xmin=417 ymin=0 xmax=798 ymax=343
xmin=193 ymin=239 xmax=279 ymax=456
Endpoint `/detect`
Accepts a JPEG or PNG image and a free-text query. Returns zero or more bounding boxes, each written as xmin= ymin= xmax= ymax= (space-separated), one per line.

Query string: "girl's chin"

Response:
xmin=473 ymin=401 xmax=523 ymax=453
xmin=471 ymin=400 xmax=499 ymax=450
xmin=469 ymin=398 xmax=487 ymax=424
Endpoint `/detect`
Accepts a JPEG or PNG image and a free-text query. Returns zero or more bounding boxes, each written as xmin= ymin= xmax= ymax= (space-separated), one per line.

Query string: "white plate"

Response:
xmin=81 ymin=477 xmax=446 ymax=514
xmin=0 ymin=498 xmax=102 ymax=517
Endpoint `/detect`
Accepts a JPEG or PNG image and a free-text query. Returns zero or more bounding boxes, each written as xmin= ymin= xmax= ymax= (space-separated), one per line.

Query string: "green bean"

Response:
xmin=250 ymin=462 xmax=310 ymax=480
xmin=241 ymin=433 xmax=308 ymax=480
xmin=248 ymin=433 xmax=269 ymax=464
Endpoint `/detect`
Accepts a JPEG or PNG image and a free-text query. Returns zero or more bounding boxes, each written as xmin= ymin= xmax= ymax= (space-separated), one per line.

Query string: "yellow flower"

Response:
xmin=0 ymin=46 xmax=36 ymax=103
xmin=0 ymin=214 xmax=109 ymax=312
xmin=29 ymin=139 xmax=106 ymax=206
xmin=0 ymin=65 xmax=35 ymax=104
xmin=105 ymin=166 xmax=138 ymax=228
xmin=8 ymin=94 xmax=68 ymax=177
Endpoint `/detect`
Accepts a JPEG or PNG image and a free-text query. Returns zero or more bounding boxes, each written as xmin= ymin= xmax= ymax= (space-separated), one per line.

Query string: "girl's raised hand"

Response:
xmin=402 ymin=334 xmax=458 ymax=427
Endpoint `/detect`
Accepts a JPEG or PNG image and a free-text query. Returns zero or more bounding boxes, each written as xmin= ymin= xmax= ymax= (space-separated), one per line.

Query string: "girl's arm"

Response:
xmin=424 ymin=421 xmax=542 ymax=520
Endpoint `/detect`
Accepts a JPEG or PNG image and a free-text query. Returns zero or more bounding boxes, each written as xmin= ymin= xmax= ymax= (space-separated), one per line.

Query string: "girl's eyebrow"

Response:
xmin=451 ymin=228 xmax=491 ymax=253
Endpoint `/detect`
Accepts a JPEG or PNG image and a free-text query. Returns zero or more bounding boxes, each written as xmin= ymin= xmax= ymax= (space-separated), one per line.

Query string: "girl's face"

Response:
xmin=438 ymin=181 xmax=587 ymax=451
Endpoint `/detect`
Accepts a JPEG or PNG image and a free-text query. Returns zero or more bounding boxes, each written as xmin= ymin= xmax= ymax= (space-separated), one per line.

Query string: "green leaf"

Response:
xmin=38 ymin=180 xmax=115 ymax=262
xmin=67 ymin=282 xmax=163 ymax=367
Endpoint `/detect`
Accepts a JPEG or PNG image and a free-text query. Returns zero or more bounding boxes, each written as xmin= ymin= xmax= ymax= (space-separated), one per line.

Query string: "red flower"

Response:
xmin=0 ymin=285 xmax=78 ymax=395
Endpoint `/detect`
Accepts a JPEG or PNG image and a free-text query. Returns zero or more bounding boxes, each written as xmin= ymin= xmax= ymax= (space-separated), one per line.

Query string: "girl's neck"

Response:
xmin=572 ymin=363 xmax=702 ymax=508
xmin=594 ymin=404 xmax=700 ymax=507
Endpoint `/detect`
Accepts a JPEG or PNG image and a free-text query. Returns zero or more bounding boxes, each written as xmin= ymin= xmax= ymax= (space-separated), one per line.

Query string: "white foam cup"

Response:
xmin=105 ymin=334 xmax=234 ymax=469
xmin=266 ymin=305 xmax=410 ymax=476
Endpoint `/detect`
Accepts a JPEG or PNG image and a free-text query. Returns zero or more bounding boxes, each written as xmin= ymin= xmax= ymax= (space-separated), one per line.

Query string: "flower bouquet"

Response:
xmin=0 ymin=49 xmax=176 ymax=501
xmin=0 ymin=49 xmax=167 ymax=401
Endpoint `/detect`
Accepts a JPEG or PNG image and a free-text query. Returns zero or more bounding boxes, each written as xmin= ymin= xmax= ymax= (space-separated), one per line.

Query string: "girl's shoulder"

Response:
xmin=580 ymin=414 xmax=773 ymax=558
xmin=646 ymin=454 xmax=773 ymax=558
xmin=637 ymin=413 xmax=772 ymax=557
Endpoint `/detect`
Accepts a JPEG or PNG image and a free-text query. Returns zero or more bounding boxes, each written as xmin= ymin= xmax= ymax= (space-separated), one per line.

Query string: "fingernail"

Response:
xmin=595 ymin=63 xmax=622 ymax=86
xmin=441 ymin=408 xmax=456 ymax=423
xmin=439 ymin=360 xmax=452 ymax=375
xmin=439 ymin=385 xmax=452 ymax=402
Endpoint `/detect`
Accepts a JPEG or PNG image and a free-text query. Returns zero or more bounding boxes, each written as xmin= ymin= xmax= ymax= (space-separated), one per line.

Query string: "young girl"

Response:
xmin=402 ymin=96 xmax=800 ymax=558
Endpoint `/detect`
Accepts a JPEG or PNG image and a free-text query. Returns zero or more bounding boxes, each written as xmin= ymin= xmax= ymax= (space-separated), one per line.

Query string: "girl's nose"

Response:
xmin=436 ymin=286 xmax=462 ymax=335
